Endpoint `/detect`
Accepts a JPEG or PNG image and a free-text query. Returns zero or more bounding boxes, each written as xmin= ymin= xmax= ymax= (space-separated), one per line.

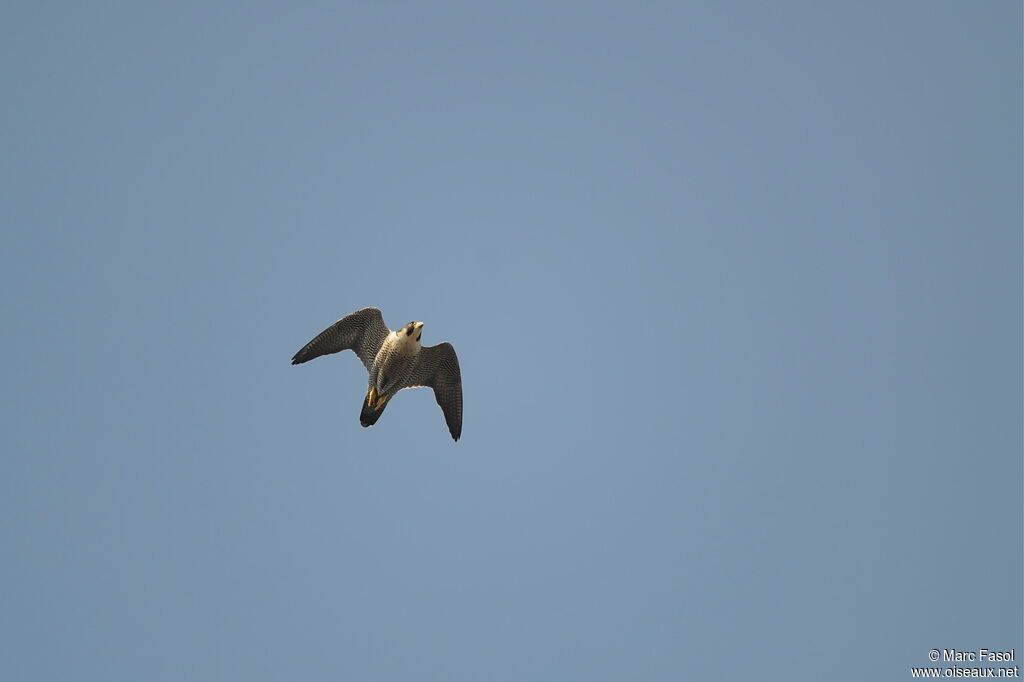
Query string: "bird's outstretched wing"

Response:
xmin=405 ymin=342 xmax=463 ymax=441
xmin=291 ymin=307 xmax=390 ymax=371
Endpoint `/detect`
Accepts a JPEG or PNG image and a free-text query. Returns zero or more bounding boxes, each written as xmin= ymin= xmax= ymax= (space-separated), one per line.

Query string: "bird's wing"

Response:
xmin=404 ymin=342 xmax=463 ymax=441
xmin=291 ymin=307 xmax=390 ymax=371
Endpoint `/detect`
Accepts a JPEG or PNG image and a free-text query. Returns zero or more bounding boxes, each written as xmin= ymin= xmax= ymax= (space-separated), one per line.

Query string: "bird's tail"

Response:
xmin=359 ymin=392 xmax=389 ymax=428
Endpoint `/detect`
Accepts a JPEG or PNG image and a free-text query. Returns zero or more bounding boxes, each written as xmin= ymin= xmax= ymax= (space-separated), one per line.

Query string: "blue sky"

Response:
xmin=2 ymin=2 xmax=1020 ymax=680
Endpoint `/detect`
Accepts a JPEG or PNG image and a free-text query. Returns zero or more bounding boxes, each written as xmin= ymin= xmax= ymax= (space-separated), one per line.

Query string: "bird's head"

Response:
xmin=398 ymin=321 xmax=424 ymax=349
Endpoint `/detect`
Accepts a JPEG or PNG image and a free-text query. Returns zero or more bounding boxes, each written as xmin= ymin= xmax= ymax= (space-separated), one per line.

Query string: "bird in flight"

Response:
xmin=291 ymin=307 xmax=463 ymax=441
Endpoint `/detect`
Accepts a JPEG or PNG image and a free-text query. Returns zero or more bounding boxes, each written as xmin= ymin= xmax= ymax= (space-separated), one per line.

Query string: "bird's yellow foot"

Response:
xmin=367 ymin=386 xmax=377 ymax=407
xmin=374 ymin=395 xmax=388 ymax=411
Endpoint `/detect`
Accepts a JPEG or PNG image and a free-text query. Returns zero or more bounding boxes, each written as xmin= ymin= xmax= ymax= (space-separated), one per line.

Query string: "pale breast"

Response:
xmin=372 ymin=337 xmax=421 ymax=395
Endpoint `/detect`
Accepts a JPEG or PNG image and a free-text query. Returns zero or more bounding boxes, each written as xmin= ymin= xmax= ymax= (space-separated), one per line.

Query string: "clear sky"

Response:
xmin=2 ymin=2 xmax=1020 ymax=680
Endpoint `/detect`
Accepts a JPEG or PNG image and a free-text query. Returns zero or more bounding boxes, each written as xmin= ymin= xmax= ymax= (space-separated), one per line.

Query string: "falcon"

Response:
xmin=291 ymin=307 xmax=463 ymax=441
